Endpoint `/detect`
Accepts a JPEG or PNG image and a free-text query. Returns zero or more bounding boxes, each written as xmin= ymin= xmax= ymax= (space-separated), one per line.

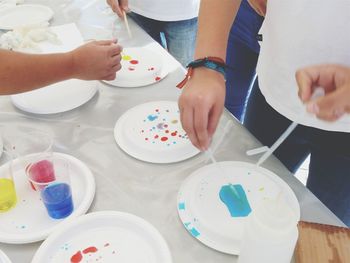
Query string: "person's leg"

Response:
xmin=225 ymin=35 xmax=258 ymax=121
xmin=225 ymin=0 xmax=264 ymax=121
xmin=128 ymin=12 xmax=163 ymax=45
xmin=244 ymin=81 xmax=310 ymax=172
xmin=162 ymin=17 xmax=198 ymax=67
xmin=307 ymin=130 xmax=350 ymax=226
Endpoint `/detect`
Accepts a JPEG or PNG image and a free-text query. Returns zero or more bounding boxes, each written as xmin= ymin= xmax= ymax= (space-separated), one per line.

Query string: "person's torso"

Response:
xmin=257 ymin=0 xmax=350 ymax=132
xmin=129 ymin=0 xmax=200 ymax=21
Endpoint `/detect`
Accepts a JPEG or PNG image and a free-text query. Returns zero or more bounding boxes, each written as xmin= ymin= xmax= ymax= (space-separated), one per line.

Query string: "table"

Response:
xmin=0 ymin=0 xmax=346 ymax=262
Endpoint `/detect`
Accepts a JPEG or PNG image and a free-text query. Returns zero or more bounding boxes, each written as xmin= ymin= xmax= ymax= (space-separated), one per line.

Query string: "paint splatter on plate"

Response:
xmin=32 ymin=211 xmax=172 ymax=263
xmin=177 ymin=161 xmax=300 ymax=255
xmin=103 ymin=47 xmax=167 ymax=88
xmin=0 ymin=153 xmax=95 ymax=244
xmin=114 ymin=101 xmax=200 ymax=163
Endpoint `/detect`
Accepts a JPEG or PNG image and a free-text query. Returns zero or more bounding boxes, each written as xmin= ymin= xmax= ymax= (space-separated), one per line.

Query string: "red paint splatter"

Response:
xmin=129 ymin=60 xmax=138 ymax=64
xmin=154 ymin=135 xmax=159 ymax=139
xmin=155 ymin=109 xmax=159 ymax=112
xmin=141 ymin=130 xmax=144 ymax=133
xmin=155 ymin=76 xmax=161 ymax=81
xmin=83 ymin=246 xmax=98 ymax=254
xmin=165 ymin=130 xmax=169 ymax=133
xmin=128 ymin=67 xmax=135 ymax=71
xmin=161 ymin=137 xmax=168 ymax=142
xmin=104 ymin=243 xmax=110 ymax=247
xmin=145 ymin=138 xmax=149 ymax=141
xmin=148 ymin=67 xmax=155 ymax=71
xmin=164 ymin=124 xmax=168 ymax=128
xmin=171 ymin=131 xmax=177 ymax=136
xmin=71 ymin=251 xmax=82 ymax=263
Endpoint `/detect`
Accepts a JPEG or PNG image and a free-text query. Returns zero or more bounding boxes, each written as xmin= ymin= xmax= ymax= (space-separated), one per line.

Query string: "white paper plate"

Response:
xmin=11 ymin=80 xmax=98 ymax=114
xmin=0 ymin=152 xmax=95 ymax=244
xmin=0 ymin=4 xmax=54 ymax=30
xmin=10 ymin=23 xmax=99 ymax=114
xmin=103 ymin=47 xmax=168 ymax=88
xmin=32 ymin=211 xmax=173 ymax=263
xmin=177 ymin=161 xmax=300 ymax=255
xmin=0 ymin=250 xmax=12 ymax=263
xmin=114 ymin=101 xmax=200 ymax=163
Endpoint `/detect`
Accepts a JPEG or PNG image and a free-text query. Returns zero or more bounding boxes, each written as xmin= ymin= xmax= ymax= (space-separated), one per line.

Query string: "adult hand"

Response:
xmin=178 ymin=68 xmax=226 ymax=151
xmin=296 ymin=64 xmax=350 ymax=121
xmin=70 ymin=40 xmax=122 ymax=81
xmin=106 ymin=0 xmax=129 ymax=18
xmin=247 ymin=0 xmax=267 ymax=16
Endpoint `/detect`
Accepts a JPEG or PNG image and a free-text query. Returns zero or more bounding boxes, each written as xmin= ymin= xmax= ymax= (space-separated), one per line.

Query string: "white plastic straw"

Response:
xmin=256 ymin=87 xmax=325 ymax=167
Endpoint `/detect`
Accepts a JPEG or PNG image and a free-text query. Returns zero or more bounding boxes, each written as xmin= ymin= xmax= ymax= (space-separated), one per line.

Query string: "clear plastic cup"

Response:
xmin=2 ymin=129 xmax=53 ymax=190
xmin=27 ymin=156 xmax=74 ymax=219
xmin=0 ymin=151 xmax=17 ymax=212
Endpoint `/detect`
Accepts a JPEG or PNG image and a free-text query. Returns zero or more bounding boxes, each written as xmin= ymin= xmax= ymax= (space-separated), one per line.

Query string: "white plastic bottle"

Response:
xmin=238 ymin=198 xmax=299 ymax=263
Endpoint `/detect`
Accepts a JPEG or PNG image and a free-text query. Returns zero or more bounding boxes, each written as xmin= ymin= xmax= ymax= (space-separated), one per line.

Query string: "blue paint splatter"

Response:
xmin=184 ymin=222 xmax=191 ymax=228
xmin=189 ymin=227 xmax=200 ymax=237
xmin=178 ymin=203 xmax=185 ymax=210
xmin=147 ymin=115 xmax=158 ymax=121
xmin=219 ymin=184 xmax=252 ymax=217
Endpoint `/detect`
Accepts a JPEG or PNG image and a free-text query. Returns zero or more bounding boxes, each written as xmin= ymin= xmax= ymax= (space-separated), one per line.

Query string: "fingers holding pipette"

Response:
xmin=296 ymin=64 xmax=350 ymax=121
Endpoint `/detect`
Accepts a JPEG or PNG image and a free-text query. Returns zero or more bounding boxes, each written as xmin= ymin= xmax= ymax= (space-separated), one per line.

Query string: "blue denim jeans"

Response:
xmin=128 ymin=12 xmax=197 ymax=67
xmin=244 ymin=84 xmax=350 ymax=226
xmin=225 ymin=0 xmax=263 ymax=121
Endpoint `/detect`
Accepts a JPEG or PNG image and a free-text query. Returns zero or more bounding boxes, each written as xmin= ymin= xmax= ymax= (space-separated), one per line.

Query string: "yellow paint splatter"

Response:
xmin=171 ymin=119 xmax=178 ymax=124
xmin=259 ymin=187 xmax=264 ymax=192
xmin=122 ymin=55 xmax=132 ymax=61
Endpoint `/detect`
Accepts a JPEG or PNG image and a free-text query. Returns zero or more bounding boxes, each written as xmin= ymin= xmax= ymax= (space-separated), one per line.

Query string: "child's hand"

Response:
xmin=107 ymin=0 xmax=130 ymax=18
xmin=296 ymin=64 xmax=350 ymax=121
xmin=70 ymin=40 xmax=123 ymax=81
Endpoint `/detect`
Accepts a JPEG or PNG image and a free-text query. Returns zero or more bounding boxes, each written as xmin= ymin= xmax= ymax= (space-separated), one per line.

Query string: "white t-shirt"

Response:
xmin=129 ymin=0 xmax=200 ymax=21
xmin=257 ymin=0 xmax=350 ymax=132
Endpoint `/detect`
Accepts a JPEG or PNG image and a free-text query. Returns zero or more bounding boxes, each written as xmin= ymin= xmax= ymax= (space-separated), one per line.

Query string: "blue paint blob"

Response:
xmin=147 ymin=115 xmax=158 ymax=121
xmin=219 ymin=184 xmax=251 ymax=217
xmin=178 ymin=202 xmax=185 ymax=210
xmin=189 ymin=227 xmax=200 ymax=237
xmin=41 ymin=183 xmax=73 ymax=219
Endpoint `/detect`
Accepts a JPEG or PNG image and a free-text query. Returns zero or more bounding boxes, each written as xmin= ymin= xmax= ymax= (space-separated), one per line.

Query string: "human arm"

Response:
xmin=178 ymin=0 xmax=241 ymax=151
xmin=296 ymin=64 xmax=350 ymax=121
xmin=247 ymin=0 xmax=267 ymax=16
xmin=0 ymin=40 xmax=122 ymax=95
xmin=107 ymin=0 xmax=129 ymax=18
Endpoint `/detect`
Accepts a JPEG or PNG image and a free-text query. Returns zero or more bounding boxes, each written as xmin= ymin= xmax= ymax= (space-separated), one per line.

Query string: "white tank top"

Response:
xmin=129 ymin=0 xmax=199 ymax=21
xmin=257 ymin=0 xmax=350 ymax=132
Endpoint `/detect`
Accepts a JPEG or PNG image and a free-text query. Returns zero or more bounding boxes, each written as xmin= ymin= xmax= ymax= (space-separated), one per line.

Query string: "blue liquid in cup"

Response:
xmin=41 ymin=182 xmax=73 ymax=219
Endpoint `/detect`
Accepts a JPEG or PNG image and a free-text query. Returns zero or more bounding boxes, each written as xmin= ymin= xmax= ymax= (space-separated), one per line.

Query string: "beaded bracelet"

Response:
xmin=176 ymin=57 xmax=226 ymax=89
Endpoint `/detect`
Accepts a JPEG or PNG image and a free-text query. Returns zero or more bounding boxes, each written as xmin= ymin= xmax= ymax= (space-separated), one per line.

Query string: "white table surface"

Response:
xmin=0 ymin=0 xmax=346 ymax=262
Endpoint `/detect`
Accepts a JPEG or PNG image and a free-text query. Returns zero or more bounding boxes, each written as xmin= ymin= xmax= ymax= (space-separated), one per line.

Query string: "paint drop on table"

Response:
xmin=219 ymin=184 xmax=251 ymax=217
xmin=161 ymin=137 xmax=168 ymax=142
xmin=122 ymin=55 xmax=131 ymax=61
xmin=155 ymin=76 xmax=161 ymax=81
xmin=129 ymin=60 xmax=139 ymax=65
xmin=83 ymin=246 xmax=98 ymax=254
xmin=147 ymin=114 xmax=158 ymax=121
xmin=71 ymin=251 xmax=82 ymax=263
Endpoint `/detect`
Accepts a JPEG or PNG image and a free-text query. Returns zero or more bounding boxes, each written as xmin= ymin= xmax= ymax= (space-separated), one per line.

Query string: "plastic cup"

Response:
xmin=27 ymin=156 xmax=74 ymax=219
xmin=0 ymin=151 xmax=17 ymax=212
xmin=2 ymin=130 xmax=53 ymax=191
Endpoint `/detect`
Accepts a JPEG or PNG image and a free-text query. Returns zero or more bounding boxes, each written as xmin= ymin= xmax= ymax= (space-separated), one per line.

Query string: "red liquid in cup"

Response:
xmin=27 ymin=160 xmax=55 ymax=190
